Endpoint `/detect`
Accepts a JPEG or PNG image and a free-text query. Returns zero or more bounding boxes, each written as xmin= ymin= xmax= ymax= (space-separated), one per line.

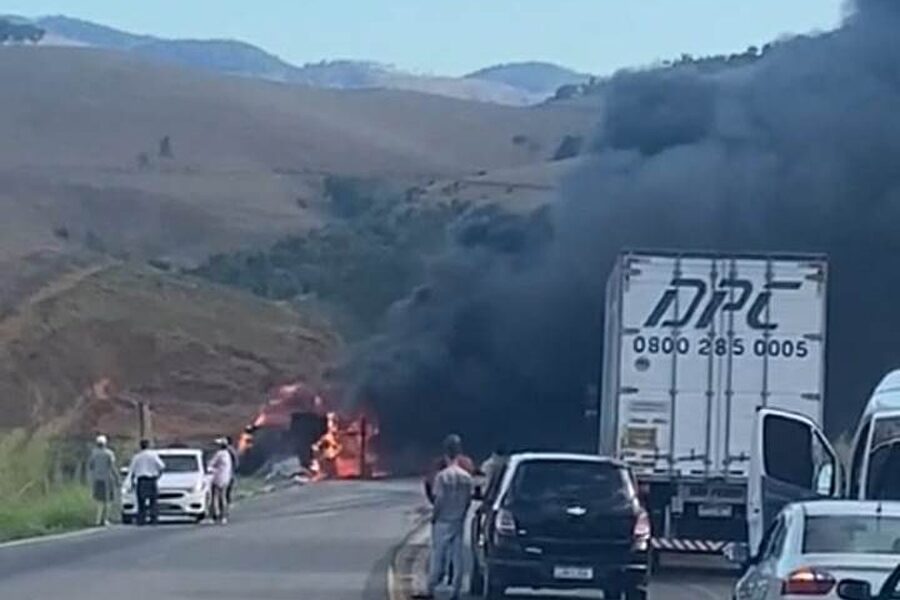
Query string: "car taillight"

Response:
xmin=633 ymin=509 xmax=651 ymax=550
xmin=781 ymin=568 xmax=836 ymax=596
xmin=495 ymin=509 xmax=517 ymax=536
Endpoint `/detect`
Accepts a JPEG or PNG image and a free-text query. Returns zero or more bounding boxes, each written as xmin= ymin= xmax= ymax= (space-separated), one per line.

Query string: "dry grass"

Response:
xmin=0 ymin=260 xmax=339 ymax=437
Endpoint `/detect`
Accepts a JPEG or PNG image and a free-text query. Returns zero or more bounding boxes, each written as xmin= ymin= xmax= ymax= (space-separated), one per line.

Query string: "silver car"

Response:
xmin=730 ymin=500 xmax=900 ymax=600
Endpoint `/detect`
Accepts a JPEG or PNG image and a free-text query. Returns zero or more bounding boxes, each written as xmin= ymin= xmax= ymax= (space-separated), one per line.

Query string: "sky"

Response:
xmin=3 ymin=0 xmax=846 ymax=75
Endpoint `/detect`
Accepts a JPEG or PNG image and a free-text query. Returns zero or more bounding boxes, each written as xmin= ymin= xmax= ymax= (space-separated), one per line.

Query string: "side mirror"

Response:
xmin=836 ymin=579 xmax=872 ymax=600
xmin=816 ymin=462 xmax=836 ymax=496
xmin=722 ymin=542 xmax=751 ymax=567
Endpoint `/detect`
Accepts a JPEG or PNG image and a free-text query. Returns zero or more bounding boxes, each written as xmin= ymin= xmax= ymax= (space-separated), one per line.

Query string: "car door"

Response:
xmin=747 ymin=408 xmax=839 ymax=554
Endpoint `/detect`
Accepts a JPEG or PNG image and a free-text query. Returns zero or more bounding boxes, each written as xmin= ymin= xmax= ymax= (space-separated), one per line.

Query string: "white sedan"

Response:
xmin=121 ymin=448 xmax=212 ymax=524
xmin=730 ymin=500 xmax=900 ymax=600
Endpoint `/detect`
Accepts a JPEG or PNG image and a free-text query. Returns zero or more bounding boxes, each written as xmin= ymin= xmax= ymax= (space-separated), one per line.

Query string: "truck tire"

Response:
xmin=121 ymin=514 xmax=133 ymax=525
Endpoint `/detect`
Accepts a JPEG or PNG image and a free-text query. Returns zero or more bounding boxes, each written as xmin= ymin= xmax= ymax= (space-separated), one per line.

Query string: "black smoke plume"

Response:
xmin=352 ymin=0 xmax=900 ymax=461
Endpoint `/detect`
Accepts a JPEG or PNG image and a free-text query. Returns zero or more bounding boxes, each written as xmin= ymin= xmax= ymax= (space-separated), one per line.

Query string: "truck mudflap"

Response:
xmin=651 ymin=538 xmax=727 ymax=554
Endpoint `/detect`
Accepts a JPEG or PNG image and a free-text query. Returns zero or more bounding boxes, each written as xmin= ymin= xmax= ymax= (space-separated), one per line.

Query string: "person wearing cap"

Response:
xmin=87 ymin=434 xmax=119 ymax=526
xmin=209 ymin=437 xmax=234 ymax=524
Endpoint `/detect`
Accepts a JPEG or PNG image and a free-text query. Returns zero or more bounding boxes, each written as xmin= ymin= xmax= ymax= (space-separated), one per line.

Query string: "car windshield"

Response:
xmin=160 ymin=454 xmax=200 ymax=473
xmin=804 ymin=515 xmax=900 ymax=554
xmin=507 ymin=460 xmax=631 ymax=502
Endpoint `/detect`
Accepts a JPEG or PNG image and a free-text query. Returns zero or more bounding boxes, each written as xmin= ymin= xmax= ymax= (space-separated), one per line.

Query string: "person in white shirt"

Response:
xmin=209 ymin=438 xmax=234 ymax=524
xmin=128 ymin=439 xmax=165 ymax=525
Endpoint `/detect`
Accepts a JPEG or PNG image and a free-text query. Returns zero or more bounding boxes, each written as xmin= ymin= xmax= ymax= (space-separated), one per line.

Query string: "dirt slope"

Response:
xmin=0 ymin=256 xmax=337 ymax=438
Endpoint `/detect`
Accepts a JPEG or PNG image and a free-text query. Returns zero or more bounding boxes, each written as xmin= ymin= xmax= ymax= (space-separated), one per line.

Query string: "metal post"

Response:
xmin=359 ymin=418 xmax=368 ymax=479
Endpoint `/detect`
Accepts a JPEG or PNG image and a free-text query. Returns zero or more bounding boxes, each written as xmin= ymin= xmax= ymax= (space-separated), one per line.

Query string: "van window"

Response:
xmin=764 ymin=414 xmax=813 ymax=488
xmin=850 ymin=421 xmax=871 ymax=499
xmin=866 ymin=416 xmax=900 ymax=499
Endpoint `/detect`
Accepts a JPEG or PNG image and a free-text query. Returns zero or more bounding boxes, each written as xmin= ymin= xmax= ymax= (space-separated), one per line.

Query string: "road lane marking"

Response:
xmin=0 ymin=526 xmax=110 ymax=550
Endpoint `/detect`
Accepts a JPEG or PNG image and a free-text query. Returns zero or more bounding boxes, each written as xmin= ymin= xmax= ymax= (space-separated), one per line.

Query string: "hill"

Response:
xmin=0 ymin=255 xmax=337 ymax=438
xmin=16 ymin=15 xmax=555 ymax=105
xmin=0 ymin=46 xmax=597 ymax=264
xmin=466 ymin=62 xmax=593 ymax=97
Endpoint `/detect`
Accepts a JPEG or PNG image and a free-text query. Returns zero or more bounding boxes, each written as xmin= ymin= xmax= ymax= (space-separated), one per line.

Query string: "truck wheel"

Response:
xmin=470 ymin=560 xmax=485 ymax=595
xmin=121 ymin=514 xmax=133 ymax=525
xmin=624 ymin=586 xmax=647 ymax=600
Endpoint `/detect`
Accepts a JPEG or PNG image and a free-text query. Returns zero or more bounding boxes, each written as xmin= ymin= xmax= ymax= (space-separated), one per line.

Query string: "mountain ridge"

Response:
xmin=8 ymin=14 xmax=592 ymax=105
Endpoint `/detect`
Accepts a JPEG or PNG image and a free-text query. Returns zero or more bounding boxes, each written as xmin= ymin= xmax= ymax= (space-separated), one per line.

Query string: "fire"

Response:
xmin=310 ymin=412 xmax=379 ymax=480
xmin=238 ymin=382 xmax=380 ymax=479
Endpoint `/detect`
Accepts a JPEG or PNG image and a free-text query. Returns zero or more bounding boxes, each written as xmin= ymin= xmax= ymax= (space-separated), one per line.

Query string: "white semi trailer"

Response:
xmin=599 ymin=251 xmax=828 ymax=557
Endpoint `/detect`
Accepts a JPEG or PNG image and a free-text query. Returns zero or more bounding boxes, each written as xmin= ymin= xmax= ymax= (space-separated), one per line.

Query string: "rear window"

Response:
xmin=804 ymin=515 xmax=900 ymax=554
xmin=160 ymin=454 xmax=200 ymax=473
xmin=507 ymin=460 xmax=632 ymax=502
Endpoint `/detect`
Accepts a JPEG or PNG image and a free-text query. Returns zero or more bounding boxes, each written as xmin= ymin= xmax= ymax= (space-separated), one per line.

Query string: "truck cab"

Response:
xmin=747 ymin=370 xmax=900 ymax=555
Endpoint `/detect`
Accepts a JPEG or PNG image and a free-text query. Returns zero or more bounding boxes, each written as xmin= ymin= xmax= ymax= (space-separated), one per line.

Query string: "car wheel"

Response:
xmin=194 ymin=514 xmax=205 ymax=524
xmin=624 ymin=585 xmax=647 ymax=600
xmin=470 ymin=559 xmax=485 ymax=595
xmin=121 ymin=514 xmax=133 ymax=525
xmin=483 ymin=567 xmax=505 ymax=600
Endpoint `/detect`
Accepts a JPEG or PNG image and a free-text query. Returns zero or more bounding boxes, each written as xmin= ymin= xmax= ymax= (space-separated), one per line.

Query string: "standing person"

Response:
xmin=209 ymin=438 xmax=234 ymax=524
xmin=128 ymin=439 xmax=165 ymax=526
xmin=480 ymin=444 xmax=509 ymax=486
xmin=225 ymin=436 xmax=239 ymax=506
xmin=418 ymin=434 xmax=473 ymax=600
xmin=87 ymin=435 xmax=118 ymax=526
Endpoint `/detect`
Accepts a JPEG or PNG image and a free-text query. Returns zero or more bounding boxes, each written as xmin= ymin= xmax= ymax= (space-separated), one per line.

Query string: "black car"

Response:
xmin=470 ymin=452 xmax=650 ymax=600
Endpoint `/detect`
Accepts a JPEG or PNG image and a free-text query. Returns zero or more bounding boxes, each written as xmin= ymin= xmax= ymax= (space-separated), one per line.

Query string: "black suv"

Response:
xmin=470 ymin=453 xmax=649 ymax=600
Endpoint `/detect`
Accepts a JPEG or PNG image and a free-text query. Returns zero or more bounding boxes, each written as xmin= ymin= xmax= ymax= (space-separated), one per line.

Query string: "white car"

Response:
xmin=121 ymin=448 xmax=211 ymax=524
xmin=729 ymin=500 xmax=900 ymax=600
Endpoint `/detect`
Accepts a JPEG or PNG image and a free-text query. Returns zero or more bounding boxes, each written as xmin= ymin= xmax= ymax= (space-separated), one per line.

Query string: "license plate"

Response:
xmin=553 ymin=566 xmax=593 ymax=580
xmin=698 ymin=503 xmax=733 ymax=518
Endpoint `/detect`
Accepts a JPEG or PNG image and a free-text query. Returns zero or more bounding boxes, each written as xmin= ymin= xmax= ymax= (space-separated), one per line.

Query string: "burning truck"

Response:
xmin=237 ymin=382 xmax=379 ymax=480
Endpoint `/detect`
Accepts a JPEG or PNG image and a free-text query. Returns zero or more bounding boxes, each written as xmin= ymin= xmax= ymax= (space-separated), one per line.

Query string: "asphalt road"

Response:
xmin=0 ymin=480 xmax=735 ymax=600
xmin=0 ymin=480 xmax=424 ymax=600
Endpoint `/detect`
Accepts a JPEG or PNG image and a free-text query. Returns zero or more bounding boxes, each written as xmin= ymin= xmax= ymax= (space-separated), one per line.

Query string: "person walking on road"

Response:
xmin=209 ymin=437 xmax=234 ymax=524
xmin=87 ymin=435 xmax=119 ymax=526
xmin=418 ymin=434 xmax=473 ymax=600
xmin=129 ymin=439 xmax=165 ymax=526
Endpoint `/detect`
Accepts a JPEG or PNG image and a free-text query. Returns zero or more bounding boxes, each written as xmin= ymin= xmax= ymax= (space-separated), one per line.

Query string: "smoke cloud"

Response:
xmin=352 ymin=0 xmax=900 ymax=459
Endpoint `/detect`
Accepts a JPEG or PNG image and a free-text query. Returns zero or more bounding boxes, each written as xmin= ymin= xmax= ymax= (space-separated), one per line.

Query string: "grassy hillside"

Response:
xmin=0 ymin=46 xmax=596 ymax=264
xmin=0 ymin=256 xmax=337 ymax=438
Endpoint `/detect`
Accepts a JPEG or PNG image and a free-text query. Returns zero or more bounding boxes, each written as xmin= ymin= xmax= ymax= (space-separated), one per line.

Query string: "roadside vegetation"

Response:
xmin=190 ymin=177 xmax=468 ymax=337
xmin=0 ymin=429 xmax=94 ymax=542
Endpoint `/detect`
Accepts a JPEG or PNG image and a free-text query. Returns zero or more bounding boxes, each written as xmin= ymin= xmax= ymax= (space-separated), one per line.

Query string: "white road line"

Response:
xmin=0 ymin=526 xmax=109 ymax=550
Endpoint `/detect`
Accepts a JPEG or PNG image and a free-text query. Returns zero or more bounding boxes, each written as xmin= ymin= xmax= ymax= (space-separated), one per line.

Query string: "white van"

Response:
xmin=746 ymin=370 xmax=900 ymax=554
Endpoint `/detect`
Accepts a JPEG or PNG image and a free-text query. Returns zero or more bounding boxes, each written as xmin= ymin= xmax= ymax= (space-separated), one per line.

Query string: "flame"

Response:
xmin=310 ymin=412 xmax=379 ymax=480
xmin=237 ymin=382 xmax=381 ymax=479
